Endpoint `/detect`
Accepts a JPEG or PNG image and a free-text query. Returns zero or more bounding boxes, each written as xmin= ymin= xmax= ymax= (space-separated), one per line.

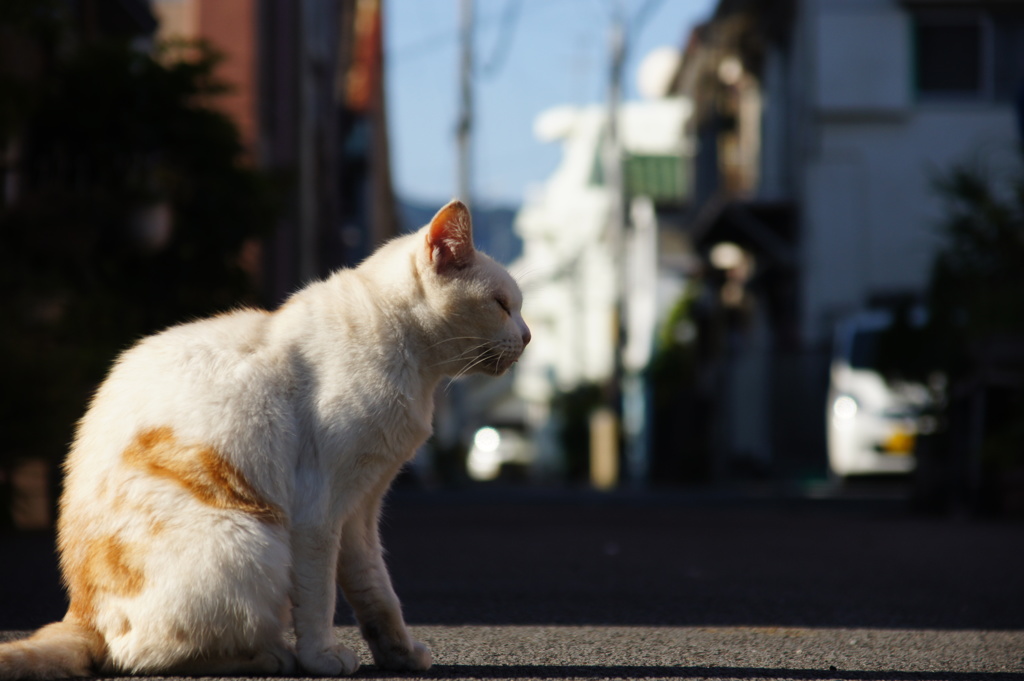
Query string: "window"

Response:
xmin=849 ymin=329 xmax=881 ymax=371
xmin=916 ymin=16 xmax=983 ymax=96
xmin=993 ymin=17 xmax=1024 ymax=101
xmin=913 ymin=9 xmax=1024 ymax=102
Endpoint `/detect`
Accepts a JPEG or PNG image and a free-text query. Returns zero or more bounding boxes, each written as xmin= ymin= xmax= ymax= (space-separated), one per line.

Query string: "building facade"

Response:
xmin=677 ymin=0 xmax=1024 ymax=477
xmin=512 ymin=94 xmax=693 ymax=481
xmin=153 ymin=0 xmax=398 ymax=304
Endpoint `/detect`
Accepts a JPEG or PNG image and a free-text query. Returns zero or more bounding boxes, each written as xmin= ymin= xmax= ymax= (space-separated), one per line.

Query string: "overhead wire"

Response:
xmin=388 ymin=0 xmax=588 ymax=74
xmin=479 ymin=0 xmax=522 ymax=78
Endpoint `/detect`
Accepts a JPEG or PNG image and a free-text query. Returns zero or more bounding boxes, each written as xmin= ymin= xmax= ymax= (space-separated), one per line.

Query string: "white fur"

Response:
xmin=0 ymin=201 xmax=529 ymax=678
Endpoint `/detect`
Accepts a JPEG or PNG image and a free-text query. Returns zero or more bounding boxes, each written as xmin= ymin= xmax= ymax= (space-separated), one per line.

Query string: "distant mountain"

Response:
xmin=398 ymin=198 xmax=523 ymax=265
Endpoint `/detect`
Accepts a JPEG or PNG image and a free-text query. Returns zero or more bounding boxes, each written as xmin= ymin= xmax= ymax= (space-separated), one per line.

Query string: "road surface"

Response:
xmin=1 ymin=486 xmax=1022 ymax=679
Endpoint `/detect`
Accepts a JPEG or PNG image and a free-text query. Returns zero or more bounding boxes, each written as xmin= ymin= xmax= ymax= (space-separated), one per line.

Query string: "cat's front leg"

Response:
xmin=338 ymin=499 xmax=433 ymax=671
xmin=290 ymin=525 xmax=361 ymax=676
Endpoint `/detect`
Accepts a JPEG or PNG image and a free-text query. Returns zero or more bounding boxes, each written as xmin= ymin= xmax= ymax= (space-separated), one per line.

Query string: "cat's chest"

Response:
xmin=371 ymin=389 xmax=434 ymax=455
xmin=313 ymin=374 xmax=434 ymax=459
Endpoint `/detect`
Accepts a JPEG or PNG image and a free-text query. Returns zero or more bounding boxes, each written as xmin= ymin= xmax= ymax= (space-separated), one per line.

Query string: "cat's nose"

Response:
xmin=521 ymin=326 xmax=531 ymax=347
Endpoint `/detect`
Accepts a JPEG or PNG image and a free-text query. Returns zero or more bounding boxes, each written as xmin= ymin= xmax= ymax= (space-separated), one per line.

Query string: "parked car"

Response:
xmin=827 ymin=310 xmax=932 ymax=478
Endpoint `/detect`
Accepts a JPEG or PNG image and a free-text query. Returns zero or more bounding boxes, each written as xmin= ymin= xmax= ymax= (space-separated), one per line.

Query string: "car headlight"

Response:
xmin=832 ymin=394 xmax=859 ymax=421
xmin=473 ymin=426 xmax=501 ymax=452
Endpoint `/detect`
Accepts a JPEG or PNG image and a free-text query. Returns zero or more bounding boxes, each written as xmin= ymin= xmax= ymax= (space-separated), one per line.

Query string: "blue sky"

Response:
xmin=385 ymin=0 xmax=716 ymax=208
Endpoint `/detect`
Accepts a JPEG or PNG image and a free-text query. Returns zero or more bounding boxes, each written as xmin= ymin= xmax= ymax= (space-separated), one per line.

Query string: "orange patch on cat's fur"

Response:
xmin=63 ymin=429 xmax=283 ymax=626
xmin=66 ymin=535 xmax=145 ymax=623
xmin=123 ymin=427 xmax=285 ymax=525
xmin=115 ymin=616 xmax=132 ymax=637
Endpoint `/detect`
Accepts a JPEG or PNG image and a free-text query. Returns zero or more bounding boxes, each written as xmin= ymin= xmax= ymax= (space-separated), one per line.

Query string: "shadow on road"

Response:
xmin=379 ymin=490 xmax=1024 ymax=631
xmin=2 ymin=489 xmax=1022 ymax=631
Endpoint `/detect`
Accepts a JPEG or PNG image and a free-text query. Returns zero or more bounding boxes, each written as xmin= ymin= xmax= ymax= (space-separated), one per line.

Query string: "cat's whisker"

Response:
xmin=447 ymin=360 xmax=478 ymax=385
xmin=423 ymin=337 xmax=491 ymax=366
xmin=510 ymin=266 xmax=539 ymax=287
xmin=447 ymin=351 xmax=494 ymax=387
xmin=451 ymin=342 xmax=492 ymax=359
xmin=426 ymin=352 xmax=483 ymax=371
xmin=424 ymin=336 xmax=491 ymax=351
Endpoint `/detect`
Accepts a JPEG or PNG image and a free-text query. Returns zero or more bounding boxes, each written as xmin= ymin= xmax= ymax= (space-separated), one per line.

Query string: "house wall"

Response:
xmin=153 ymin=0 xmax=259 ymax=155
xmin=795 ymin=0 xmax=1019 ymax=344
xmin=723 ymin=0 xmax=1022 ymax=476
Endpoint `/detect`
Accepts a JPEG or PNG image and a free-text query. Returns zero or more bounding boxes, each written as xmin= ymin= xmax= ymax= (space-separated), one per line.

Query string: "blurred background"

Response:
xmin=2 ymin=0 xmax=1024 ymax=531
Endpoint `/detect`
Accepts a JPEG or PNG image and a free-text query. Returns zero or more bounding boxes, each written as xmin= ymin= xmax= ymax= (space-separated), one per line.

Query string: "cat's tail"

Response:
xmin=0 ymin=619 xmax=106 ymax=679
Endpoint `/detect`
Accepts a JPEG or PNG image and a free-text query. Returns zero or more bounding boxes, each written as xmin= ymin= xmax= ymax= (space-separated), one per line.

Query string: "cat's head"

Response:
xmin=415 ymin=200 xmax=530 ymax=378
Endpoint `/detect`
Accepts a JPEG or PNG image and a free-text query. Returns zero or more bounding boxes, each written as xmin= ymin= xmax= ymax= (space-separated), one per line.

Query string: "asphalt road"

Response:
xmin=2 ymin=485 xmax=1022 ymax=680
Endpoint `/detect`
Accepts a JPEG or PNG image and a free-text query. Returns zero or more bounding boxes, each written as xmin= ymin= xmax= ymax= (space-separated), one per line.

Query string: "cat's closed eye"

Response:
xmin=494 ymin=296 xmax=511 ymax=315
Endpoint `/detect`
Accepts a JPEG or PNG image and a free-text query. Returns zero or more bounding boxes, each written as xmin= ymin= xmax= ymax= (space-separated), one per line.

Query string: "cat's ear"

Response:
xmin=426 ymin=199 xmax=475 ymax=272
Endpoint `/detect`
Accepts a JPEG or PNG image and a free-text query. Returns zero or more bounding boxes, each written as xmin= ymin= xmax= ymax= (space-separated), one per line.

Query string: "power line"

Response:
xmin=387 ymin=0 xmax=583 ymax=66
xmin=479 ymin=0 xmax=522 ymax=78
xmin=628 ymin=0 xmax=666 ymax=42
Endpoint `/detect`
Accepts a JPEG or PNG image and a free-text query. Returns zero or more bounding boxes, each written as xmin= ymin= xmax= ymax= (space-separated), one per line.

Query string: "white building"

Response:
xmin=511 ymin=95 xmax=693 ymax=477
xmin=793 ymin=0 xmax=1019 ymax=341
xmin=678 ymin=0 xmax=1024 ymax=475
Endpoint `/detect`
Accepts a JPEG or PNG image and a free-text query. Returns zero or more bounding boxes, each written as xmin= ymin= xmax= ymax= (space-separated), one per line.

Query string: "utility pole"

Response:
xmin=592 ymin=4 xmax=628 ymax=490
xmin=457 ymin=0 xmax=474 ymax=207
xmin=605 ymin=8 xmax=626 ymax=295
xmin=435 ymin=0 xmax=475 ymax=478
xmin=296 ymin=0 xmax=317 ymax=284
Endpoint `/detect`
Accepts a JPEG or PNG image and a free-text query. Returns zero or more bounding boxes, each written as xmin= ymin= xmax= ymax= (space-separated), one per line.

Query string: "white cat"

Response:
xmin=0 ymin=200 xmax=530 ymax=678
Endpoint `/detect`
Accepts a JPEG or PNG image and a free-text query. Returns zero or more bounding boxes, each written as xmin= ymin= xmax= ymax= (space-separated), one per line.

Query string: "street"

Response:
xmin=2 ymin=486 xmax=1022 ymax=679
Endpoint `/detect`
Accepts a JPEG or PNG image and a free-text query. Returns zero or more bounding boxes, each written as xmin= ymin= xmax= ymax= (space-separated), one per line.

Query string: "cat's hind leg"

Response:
xmin=93 ymin=506 xmax=294 ymax=676
xmin=162 ymin=641 xmax=297 ymax=677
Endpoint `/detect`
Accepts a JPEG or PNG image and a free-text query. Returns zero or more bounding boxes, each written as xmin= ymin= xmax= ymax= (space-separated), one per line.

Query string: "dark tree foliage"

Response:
xmin=875 ymin=158 xmax=1024 ymax=380
xmin=929 ymin=163 xmax=1024 ymax=347
xmin=876 ymin=155 xmax=1024 ymax=485
xmin=0 ymin=6 xmax=280 ymax=468
xmin=928 ymin=160 xmax=1024 ymax=473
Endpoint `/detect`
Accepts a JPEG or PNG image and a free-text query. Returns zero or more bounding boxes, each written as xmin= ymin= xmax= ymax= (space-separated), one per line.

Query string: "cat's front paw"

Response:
xmin=297 ymin=644 xmax=360 ymax=676
xmin=373 ymin=639 xmax=433 ymax=671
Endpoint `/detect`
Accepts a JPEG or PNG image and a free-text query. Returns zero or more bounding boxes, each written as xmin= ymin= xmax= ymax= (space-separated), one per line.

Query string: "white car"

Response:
xmin=827 ymin=310 xmax=932 ymax=478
